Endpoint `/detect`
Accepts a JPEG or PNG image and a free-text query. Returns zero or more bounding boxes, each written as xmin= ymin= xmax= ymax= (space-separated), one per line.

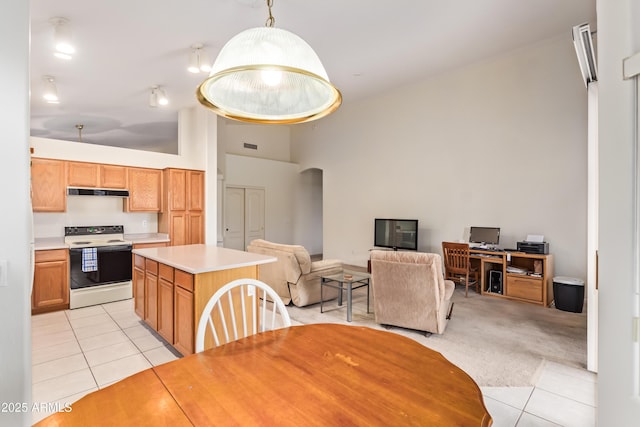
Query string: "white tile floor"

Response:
xmin=31 ymin=297 xmax=597 ymax=426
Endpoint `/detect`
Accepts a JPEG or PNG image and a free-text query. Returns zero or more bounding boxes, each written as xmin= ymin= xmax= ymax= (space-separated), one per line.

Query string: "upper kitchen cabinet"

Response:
xmin=67 ymin=161 xmax=127 ymax=189
xmin=31 ymin=158 xmax=66 ymax=212
xmin=125 ymin=167 xmax=162 ymax=212
xmin=188 ymin=170 xmax=204 ymax=211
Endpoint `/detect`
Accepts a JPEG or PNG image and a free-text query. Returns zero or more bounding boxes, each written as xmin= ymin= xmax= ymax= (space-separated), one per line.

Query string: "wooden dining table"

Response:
xmin=35 ymin=323 xmax=492 ymax=426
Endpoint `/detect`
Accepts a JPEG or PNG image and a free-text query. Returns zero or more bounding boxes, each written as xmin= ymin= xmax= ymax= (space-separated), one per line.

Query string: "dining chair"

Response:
xmin=195 ymin=278 xmax=292 ymax=352
xmin=441 ymin=242 xmax=479 ymax=297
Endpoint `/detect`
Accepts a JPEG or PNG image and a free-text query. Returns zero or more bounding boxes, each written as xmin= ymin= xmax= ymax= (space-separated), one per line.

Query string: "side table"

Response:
xmin=320 ymin=270 xmax=370 ymax=322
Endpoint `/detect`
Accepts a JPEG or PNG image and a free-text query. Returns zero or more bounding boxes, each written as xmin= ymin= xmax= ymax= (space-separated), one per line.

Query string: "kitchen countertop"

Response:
xmin=34 ymin=233 xmax=170 ymax=251
xmin=132 ymin=244 xmax=276 ymax=275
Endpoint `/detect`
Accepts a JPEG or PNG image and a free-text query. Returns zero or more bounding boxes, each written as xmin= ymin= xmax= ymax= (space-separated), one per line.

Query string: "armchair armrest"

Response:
xmin=309 ymin=259 xmax=343 ymax=273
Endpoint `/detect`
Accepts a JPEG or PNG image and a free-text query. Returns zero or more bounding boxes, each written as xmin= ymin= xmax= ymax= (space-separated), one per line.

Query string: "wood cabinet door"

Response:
xmin=187 ymin=170 xmax=204 ymax=211
xmin=169 ymin=212 xmax=188 ymax=246
xmin=166 ymin=169 xmax=186 ymax=211
xmin=174 ymin=285 xmax=194 ymax=356
xmin=32 ymin=260 xmax=69 ymax=313
xmin=100 ymin=164 xmax=127 ymax=188
xmin=188 ymin=211 xmax=204 ymax=245
xmin=126 ymin=168 xmax=162 ymax=212
xmin=158 ymin=277 xmax=174 ymax=343
xmin=31 ymin=158 xmax=66 ymax=212
xmin=133 ymin=267 xmax=145 ymax=319
xmin=67 ymin=161 xmax=99 ymax=187
xmin=145 ymin=272 xmax=158 ymax=329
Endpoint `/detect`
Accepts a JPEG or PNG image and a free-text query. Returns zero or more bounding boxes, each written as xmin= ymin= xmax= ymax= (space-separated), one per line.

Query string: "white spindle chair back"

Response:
xmin=195 ymin=278 xmax=291 ymax=352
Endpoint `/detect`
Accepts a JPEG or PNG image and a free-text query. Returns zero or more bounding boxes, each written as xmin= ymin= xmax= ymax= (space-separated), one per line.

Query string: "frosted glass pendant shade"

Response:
xmin=197 ymin=27 xmax=341 ymax=124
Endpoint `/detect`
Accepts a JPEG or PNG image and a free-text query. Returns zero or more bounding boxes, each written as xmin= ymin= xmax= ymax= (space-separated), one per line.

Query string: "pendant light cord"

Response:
xmin=265 ymin=0 xmax=275 ymax=27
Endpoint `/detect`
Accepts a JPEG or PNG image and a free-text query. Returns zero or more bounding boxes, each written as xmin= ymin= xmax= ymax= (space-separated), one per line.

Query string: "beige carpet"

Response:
xmin=286 ymin=284 xmax=587 ymax=387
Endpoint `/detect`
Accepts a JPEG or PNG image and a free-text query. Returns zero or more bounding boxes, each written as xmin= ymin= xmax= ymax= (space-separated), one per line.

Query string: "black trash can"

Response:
xmin=553 ymin=276 xmax=585 ymax=313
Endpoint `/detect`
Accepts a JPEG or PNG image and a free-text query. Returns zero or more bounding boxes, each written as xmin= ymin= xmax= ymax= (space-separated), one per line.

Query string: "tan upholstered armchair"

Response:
xmin=370 ymin=250 xmax=455 ymax=335
xmin=247 ymin=239 xmax=343 ymax=307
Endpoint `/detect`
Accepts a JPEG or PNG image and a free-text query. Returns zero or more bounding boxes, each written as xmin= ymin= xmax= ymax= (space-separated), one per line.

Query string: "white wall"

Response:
xmin=224 ymin=154 xmax=299 ymax=245
xmin=219 ymin=121 xmax=291 ymax=169
xmin=291 ymin=34 xmax=588 ymax=279
xmin=0 ymin=1 xmax=32 ymax=424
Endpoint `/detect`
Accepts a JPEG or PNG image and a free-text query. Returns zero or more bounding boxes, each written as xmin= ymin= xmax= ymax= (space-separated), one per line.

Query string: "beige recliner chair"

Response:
xmin=247 ymin=239 xmax=343 ymax=307
xmin=370 ymin=250 xmax=455 ymax=335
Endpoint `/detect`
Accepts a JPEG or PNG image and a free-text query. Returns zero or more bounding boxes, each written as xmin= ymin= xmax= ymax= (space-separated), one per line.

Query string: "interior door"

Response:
xmin=244 ymin=188 xmax=265 ymax=248
xmin=224 ymin=187 xmax=245 ymax=250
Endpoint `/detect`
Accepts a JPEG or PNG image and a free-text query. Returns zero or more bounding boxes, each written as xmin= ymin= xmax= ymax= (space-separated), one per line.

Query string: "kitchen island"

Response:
xmin=132 ymin=244 xmax=276 ymax=355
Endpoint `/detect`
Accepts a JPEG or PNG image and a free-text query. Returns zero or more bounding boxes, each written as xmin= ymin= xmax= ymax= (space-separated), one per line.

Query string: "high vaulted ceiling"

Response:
xmin=29 ymin=0 xmax=596 ymax=154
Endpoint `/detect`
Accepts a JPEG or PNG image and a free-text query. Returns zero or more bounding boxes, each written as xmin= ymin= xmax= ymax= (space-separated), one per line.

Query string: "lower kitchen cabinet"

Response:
xmin=144 ymin=259 xmax=159 ymax=330
xmin=157 ymin=264 xmax=175 ymax=343
xmin=32 ymin=249 xmax=69 ymax=314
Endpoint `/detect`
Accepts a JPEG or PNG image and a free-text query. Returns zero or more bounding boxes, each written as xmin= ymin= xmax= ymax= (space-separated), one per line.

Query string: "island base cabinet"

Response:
xmin=174 ymin=285 xmax=194 ymax=356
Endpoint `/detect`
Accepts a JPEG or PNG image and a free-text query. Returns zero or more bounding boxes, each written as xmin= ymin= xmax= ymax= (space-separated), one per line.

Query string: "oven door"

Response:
xmin=69 ymin=244 xmax=132 ymax=290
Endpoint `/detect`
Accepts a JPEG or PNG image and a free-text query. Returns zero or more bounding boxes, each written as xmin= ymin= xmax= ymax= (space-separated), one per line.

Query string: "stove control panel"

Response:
xmin=65 ymin=225 xmax=125 ymax=236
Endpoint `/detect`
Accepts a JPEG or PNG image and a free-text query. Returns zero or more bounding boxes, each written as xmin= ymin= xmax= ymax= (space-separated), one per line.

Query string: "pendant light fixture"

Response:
xmin=196 ymin=0 xmax=341 ymax=124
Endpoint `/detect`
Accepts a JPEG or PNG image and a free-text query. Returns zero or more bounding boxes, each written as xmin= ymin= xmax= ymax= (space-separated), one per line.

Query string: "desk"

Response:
xmin=36 ymin=324 xmax=492 ymax=426
xmin=469 ymin=249 xmax=554 ymax=306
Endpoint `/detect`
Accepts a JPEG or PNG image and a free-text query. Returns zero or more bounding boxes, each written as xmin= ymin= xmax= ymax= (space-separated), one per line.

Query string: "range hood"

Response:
xmin=67 ymin=187 xmax=130 ymax=197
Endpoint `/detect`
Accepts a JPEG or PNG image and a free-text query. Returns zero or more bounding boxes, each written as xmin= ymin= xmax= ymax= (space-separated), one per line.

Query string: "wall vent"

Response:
xmin=243 ymin=143 xmax=258 ymax=150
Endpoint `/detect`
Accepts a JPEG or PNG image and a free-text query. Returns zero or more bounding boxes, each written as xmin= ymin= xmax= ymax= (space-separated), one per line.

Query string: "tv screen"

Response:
xmin=469 ymin=226 xmax=500 ymax=245
xmin=374 ymin=219 xmax=418 ymax=251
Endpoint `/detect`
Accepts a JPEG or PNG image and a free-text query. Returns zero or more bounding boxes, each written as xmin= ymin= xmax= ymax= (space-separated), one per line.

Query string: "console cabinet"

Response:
xmin=32 ymin=249 xmax=69 ymax=314
xmin=471 ymin=250 xmax=554 ymax=306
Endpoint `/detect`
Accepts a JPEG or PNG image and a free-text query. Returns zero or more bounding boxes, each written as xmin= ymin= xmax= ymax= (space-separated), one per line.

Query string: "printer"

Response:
xmin=517 ymin=241 xmax=549 ymax=254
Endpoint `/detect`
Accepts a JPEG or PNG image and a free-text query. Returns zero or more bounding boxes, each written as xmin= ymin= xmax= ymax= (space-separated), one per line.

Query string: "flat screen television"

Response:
xmin=374 ymin=218 xmax=418 ymax=251
xmin=469 ymin=226 xmax=501 ymax=245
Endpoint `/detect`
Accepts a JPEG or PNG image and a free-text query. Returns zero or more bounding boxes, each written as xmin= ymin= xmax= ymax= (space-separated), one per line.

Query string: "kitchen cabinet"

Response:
xmin=159 ymin=168 xmax=205 ymax=245
xmin=31 ymin=158 xmax=66 ymax=212
xmin=144 ymin=258 xmax=159 ymax=330
xmin=32 ymin=249 xmax=69 ymax=314
xmin=67 ymin=161 xmax=128 ymax=189
xmin=100 ymin=164 xmax=127 ymax=188
xmin=67 ymin=161 xmax=99 ymax=187
xmin=133 ymin=257 xmax=145 ymax=319
xmin=173 ymin=270 xmax=194 ymax=355
xmin=125 ymin=167 xmax=162 ymax=212
xmin=157 ymin=263 xmax=175 ymax=343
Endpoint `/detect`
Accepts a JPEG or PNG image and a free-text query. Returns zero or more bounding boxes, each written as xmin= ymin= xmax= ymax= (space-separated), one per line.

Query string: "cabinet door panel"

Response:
xmin=126 ymin=168 xmax=162 ymax=212
xmin=158 ymin=278 xmax=174 ymax=343
xmin=187 ymin=170 xmax=204 ymax=211
xmin=174 ymin=286 xmax=194 ymax=356
xmin=67 ymin=162 xmax=99 ymax=187
xmin=32 ymin=260 xmax=69 ymax=312
xmin=167 ymin=169 xmax=187 ymax=211
xmin=31 ymin=158 xmax=66 ymax=212
xmin=134 ymin=267 xmax=145 ymax=319
xmin=506 ymin=276 xmax=543 ymax=302
xmin=100 ymin=165 xmax=127 ymax=188
xmin=170 ymin=212 xmax=188 ymax=246
xmin=145 ymin=273 xmax=158 ymax=329
xmin=188 ymin=212 xmax=204 ymax=245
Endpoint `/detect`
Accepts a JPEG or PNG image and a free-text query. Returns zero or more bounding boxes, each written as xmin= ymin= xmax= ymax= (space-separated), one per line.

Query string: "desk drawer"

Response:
xmin=506 ymin=275 xmax=542 ymax=302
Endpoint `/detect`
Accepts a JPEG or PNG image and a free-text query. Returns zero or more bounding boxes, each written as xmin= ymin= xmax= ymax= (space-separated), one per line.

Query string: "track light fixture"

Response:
xmin=196 ymin=0 xmax=341 ymax=124
xmin=42 ymin=76 xmax=59 ymax=104
xmin=50 ymin=17 xmax=75 ymax=59
xmin=188 ymin=44 xmax=212 ymax=74
xmin=149 ymin=86 xmax=169 ymax=107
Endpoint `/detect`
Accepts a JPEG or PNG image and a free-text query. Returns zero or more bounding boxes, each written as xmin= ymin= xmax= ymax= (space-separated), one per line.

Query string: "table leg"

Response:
xmin=338 ymin=281 xmax=343 ymax=306
xmin=347 ymin=281 xmax=352 ymax=322
xmin=320 ymin=277 xmax=325 ymax=313
xmin=366 ymin=279 xmax=370 ymax=313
